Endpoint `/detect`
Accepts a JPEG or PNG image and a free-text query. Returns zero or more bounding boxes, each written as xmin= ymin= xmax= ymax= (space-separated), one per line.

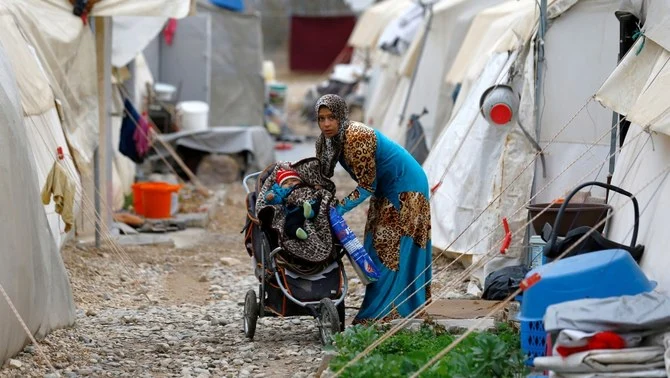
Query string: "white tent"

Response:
xmin=371 ymin=0 xmax=506 ymax=147
xmin=596 ymin=0 xmax=670 ymax=292
xmin=0 ymin=35 xmax=76 ymax=366
xmin=424 ymin=0 xmax=620 ymax=294
xmin=0 ymin=0 xmax=191 ymax=366
xmin=348 ymin=0 xmax=413 ymax=50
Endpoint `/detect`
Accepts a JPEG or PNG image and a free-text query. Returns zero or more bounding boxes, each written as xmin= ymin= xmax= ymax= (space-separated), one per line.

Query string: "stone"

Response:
xmin=220 ymin=257 xmax=241 ymax=266
xmin=8 ymin=359 xmax=22 ymax=369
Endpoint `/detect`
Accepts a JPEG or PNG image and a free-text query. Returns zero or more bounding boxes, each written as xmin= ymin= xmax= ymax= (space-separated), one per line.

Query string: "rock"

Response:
xmin=196 ymin=154 xmax=241 ymax=185
xmin=44 ymin=374 xmax=59 ymax=378
xmin=199 ymin=274 xmax=209 ymax=283
xmin=85 ymin=309 xmax=97 ymax=317
xmin=220 ymin=257 xmax=241 ymax=266
xmin=155 ymin=343 xmax=170 ymax=353
xmin=8 ymin=359 xmax=22 ymax=369
xmin=232 ymin=358 xmax=244 ymax=366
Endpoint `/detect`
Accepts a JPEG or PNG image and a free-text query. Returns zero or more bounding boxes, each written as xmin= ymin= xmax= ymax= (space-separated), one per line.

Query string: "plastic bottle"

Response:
xmin=329 ymin=207 xmax=380 ymax=284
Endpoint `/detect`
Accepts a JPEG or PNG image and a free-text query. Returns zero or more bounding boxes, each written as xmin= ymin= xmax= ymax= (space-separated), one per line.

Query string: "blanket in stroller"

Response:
xmin=255 ymin=159 xmax=336 ymax=264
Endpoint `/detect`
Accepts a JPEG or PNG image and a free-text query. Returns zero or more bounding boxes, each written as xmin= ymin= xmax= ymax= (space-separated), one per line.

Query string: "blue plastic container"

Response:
xmin=210 ymin=0 xmax=244 ymax=12
xmin=518 ymin=249 xmax=656 ymax=365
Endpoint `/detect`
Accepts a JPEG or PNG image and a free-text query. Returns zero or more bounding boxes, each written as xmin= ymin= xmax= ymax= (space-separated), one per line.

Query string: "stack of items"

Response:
xmin=518 ymin=249 xmax=656 ymax=366
xmin=534 ymin=291 xmax=670 ymax=377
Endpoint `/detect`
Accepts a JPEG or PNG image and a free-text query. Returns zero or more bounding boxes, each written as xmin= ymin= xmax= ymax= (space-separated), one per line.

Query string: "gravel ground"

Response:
xmin=0 ymin=155 xmax=465 ymax=378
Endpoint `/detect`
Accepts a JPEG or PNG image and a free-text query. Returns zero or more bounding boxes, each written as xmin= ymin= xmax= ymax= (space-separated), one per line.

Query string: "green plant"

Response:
xmin=329 ymin=322 xmax=528 ymax=378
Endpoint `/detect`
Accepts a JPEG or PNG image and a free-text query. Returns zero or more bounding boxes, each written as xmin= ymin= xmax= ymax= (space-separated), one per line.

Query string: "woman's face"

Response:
xmin=318 ymin=107 xmax=339 ymax=138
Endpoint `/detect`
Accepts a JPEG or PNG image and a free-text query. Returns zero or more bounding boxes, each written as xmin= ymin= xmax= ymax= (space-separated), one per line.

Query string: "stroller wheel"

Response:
xmin=337 ymin=301 xmax=345 ymax=332
xmin=318 ymin=298 xmax=342 ymax=346
xmin=244 ymin=289 xmax=259 ymax=340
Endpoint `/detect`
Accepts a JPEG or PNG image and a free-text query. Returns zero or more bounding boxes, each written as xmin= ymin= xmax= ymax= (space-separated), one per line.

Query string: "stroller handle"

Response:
xmin=243 ymin=171 xmax=262 ymax=194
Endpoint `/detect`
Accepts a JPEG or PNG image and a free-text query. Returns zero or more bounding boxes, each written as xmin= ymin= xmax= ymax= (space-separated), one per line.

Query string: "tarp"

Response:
xmin=151 ymin=126 xmax=276 ymax=172
xmin=198 ymin=1 xmax=264 ymax=126
xmin=0 ymin=38 xmax=75 ymax=366
xmin=348 ymin=0 xmax=413 ymax=49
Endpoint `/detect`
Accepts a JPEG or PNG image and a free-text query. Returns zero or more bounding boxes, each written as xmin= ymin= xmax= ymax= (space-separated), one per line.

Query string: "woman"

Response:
xmin=314 ymin=94 xmax=432 ymax=324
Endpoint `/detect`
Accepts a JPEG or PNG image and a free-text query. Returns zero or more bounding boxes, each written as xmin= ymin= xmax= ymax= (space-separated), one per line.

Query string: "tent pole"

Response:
xmin=397 ymin=1 xmax=433 ymax=128
xmin=94 ymin=17 xmax=113 ymax=248
xmin=534 ymin=0 xmax=546 ymax=141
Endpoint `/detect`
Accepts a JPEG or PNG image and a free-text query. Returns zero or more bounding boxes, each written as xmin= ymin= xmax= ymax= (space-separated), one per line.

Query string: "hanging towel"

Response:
xmin=41 ymin=162 xmax=75 ymax=232
xmin=119 ymin=98 xmax=145 ymax=164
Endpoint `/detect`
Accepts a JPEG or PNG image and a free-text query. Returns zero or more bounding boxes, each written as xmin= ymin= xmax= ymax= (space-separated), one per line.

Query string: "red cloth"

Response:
xmin=164 ymin=19 xmax=178 ymax=46
xmin=555 ymin=331 xmax=626 ymax=357
xmin=289 ymin=16 xmax=356 ymax=72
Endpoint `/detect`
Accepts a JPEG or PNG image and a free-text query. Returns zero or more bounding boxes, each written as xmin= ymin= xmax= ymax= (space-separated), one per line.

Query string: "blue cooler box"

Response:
xmin=517 ymin=249 xmax=656 ymax=365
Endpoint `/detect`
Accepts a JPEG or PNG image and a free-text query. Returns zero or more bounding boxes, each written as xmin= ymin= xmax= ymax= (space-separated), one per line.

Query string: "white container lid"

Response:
xmin=177 ymin=101 xmax=209 ymax=113
xmin=155 ymin=82 xmax=177 ymax=94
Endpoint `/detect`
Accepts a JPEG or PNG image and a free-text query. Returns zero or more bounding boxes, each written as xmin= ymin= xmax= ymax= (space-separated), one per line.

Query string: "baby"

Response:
xmin=265 ymin=169 xmax=322 ymax=240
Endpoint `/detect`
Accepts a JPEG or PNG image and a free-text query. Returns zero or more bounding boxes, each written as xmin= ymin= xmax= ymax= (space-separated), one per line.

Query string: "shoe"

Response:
xmin=296 ymin=228 xmax=308 ymax=240
xmin=303 ymin=201 xmax=314 ymax=219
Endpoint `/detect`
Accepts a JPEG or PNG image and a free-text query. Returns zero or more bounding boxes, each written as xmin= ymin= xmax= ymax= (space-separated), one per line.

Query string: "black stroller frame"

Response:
xmin=241 ymin=168 xmax=348 ymax=345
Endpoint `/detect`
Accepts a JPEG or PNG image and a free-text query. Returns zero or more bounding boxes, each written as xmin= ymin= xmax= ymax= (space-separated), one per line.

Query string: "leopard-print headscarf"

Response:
xmin=315 ymin=94 xmax=351 ymax=178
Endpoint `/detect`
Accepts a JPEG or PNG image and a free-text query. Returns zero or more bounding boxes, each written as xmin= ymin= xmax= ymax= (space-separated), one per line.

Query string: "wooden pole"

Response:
xmin=95 ymin=17 xmax=113 ymax=247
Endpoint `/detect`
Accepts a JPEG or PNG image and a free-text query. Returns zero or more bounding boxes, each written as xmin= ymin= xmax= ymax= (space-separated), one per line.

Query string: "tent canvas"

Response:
xmin=424 ymin=0 xmax=619 ymax=293
xmin=348 ymin=0 xmax=412 ymax=49
xmin=372 ymin=0 xmax=505 ymax=148
xmin=596 ymin=0 xmax=670 ymax=292
xmin=0 ymin=38 xmax=75 ymax=366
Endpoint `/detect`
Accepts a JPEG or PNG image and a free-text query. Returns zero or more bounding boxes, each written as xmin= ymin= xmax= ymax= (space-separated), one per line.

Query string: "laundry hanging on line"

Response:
xmin=119 ymin=98 xmax=151 ymax=164
xmin=41 ymin=161 xmax=75 ymax=232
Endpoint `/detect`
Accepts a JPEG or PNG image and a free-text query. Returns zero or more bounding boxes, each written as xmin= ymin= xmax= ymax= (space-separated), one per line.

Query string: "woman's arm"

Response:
xmin=336 ymin=125 xmax=378 ymax=215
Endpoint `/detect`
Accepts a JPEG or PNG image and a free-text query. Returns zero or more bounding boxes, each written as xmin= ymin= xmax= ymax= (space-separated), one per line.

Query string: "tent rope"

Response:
xmin=0 ymin=283 xmax=56 ymax=373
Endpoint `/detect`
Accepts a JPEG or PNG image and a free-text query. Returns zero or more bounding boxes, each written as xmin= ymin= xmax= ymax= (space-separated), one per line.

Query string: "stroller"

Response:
xmin=241 ymin=160 xmax=348 ymax=345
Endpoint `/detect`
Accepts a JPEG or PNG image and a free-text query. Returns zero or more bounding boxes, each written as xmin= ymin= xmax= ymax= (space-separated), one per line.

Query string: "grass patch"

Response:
xmin=328 ymin=322 xmax=529 ymax=378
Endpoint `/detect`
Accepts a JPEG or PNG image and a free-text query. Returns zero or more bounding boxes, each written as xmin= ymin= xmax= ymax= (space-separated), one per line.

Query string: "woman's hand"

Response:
xmin=266 ymin=192 xmax=275 ymax=202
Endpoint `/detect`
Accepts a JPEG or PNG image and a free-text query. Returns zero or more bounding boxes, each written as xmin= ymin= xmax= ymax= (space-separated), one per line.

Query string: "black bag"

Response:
xmin=482 ymin=265 xmax=529 ymax=300
xmin=542 ymin=181 xmax=644 ymax=262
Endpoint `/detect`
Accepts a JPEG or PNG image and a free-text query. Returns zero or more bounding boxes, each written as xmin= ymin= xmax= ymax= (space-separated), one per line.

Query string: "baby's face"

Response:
xmin=281 ymin=178 xmax=302 ymax=188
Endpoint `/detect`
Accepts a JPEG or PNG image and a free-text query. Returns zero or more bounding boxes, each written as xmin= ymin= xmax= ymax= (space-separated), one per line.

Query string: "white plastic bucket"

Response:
xmin=176 ymin=101 xmax=209 ymax=132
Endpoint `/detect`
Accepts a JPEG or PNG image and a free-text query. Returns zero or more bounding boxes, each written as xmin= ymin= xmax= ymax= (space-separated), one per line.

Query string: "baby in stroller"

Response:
xmin=242 ymin=159 xmax=347 ymax=345
xmin=264 ymin=168 xmax=323 ymax=240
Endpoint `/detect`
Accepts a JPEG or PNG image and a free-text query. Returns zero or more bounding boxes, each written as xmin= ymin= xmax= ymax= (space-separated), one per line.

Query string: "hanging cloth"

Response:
xmin=41 ymin=161 xmax=76 ymax=232
xmin=119 ymin=98 xmax=145 ymax=164
xmin=134 ymin=111 xmax=151 ymax=157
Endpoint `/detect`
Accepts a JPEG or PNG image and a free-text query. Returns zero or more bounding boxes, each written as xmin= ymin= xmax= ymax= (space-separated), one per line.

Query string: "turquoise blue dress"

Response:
xmin=335 ymin=122 xmax=432 ymax=322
